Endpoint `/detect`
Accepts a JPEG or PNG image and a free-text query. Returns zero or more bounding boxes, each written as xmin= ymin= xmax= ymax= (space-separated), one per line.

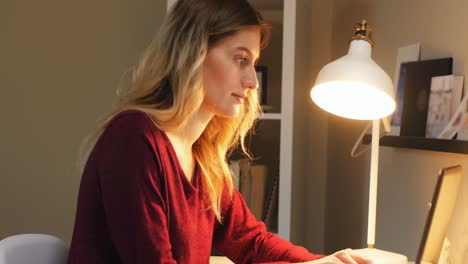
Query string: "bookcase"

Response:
xmin=166 ymin=0 xmax=296 ymax=240
xmin=243 ymin=0 xmax=296 ymax=240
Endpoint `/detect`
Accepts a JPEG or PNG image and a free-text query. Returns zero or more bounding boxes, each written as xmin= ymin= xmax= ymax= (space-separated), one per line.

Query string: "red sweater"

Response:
xmin=68 ymin=110 xmax=323 ymax=264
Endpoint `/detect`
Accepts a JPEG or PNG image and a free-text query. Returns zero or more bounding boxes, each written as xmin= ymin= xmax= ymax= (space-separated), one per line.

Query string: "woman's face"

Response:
xmin=202 ymin=26 xmax=260 ymax=118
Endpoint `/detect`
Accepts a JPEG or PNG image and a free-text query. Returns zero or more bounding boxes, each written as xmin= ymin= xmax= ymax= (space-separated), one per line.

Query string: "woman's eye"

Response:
xmin=237 ymin=56 xmax=250 ymax=65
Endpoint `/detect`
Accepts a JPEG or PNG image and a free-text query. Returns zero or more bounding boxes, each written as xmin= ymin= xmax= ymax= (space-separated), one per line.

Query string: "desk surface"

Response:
xmin=210 ymin=256 xmax=233 ymax=264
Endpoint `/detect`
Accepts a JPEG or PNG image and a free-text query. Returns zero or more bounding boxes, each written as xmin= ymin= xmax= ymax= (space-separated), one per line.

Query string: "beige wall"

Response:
xmin=291 ymin=0 xmax=333 ymax=253
xmin=325 ymin=0 xmax=468 ymax=262
xmin=324 ymin=1 xmax=373 ymax=254
xmin=0 ymin=0 xmax=167 ymax=243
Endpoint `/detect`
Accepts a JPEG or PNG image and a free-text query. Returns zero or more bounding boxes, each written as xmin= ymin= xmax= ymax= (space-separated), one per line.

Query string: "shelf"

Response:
xmin=257 ymin=113 xmax=282 ymax=120
xmin=362 ymin=135 xmax=468 ymax=155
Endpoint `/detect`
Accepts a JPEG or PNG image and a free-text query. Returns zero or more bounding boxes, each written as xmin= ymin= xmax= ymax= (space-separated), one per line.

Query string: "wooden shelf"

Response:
xmin=362 ymin=135 xmax=468 ymax=154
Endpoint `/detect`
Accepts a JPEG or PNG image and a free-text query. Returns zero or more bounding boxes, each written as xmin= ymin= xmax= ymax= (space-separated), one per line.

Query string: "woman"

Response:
xmin=68 ymin=0 xmax=368 ymax=263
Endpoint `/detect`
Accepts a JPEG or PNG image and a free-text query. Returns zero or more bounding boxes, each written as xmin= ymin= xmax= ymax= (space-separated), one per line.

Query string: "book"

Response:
xmin=249 ymin=164 xmax=268 ymax=220
xmin=228 ymin=159 xmax=241 ymax=190
xmin=399 ymin=58 xmax=453 ymax=137
xmin=262 ymin=169 xmax=279 ymax=231
xmin=238 ymin=158 xmax=251 ymax=206
xmin=426 ymin=75 xmax=463 ymax=138
xmin=438 ymin=86 xmax=468 ymax=139
xmin=234 ymin=159 xmax=271 ymax=222
xmin=456 ymin=82 xmax=468 ymax=140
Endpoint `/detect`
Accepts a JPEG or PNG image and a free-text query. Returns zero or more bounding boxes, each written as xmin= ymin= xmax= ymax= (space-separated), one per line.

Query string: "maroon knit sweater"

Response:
xmin=67 ymin=110 xmax=323 ymax=264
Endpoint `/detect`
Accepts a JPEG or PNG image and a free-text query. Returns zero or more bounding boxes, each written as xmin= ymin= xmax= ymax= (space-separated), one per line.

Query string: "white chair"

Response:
xmin=0 ymin=234 xmax=67 ymax=264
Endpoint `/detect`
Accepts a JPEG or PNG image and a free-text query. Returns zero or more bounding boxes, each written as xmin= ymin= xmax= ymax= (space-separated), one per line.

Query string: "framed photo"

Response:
xmin=255 ymin=66 xmax=268 ymax=105
xmin=398 ymin=58 xmax=453 ymax=137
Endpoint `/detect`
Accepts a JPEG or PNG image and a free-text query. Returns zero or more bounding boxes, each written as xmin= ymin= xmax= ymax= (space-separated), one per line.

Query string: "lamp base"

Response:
xmin=353 ymin=248 xmax=408 ymax=264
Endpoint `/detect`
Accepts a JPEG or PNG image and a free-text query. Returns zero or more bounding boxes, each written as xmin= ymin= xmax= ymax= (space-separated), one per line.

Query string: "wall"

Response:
xmin=324 ymin=0 xmax=373 ymax=253
xmin=325 ymin=0 xmax=468 ymax=262
xmin=0 ymin=0 xmax=167 ymax=243
xmin=291 ymin=0 xmax=333 ymax=253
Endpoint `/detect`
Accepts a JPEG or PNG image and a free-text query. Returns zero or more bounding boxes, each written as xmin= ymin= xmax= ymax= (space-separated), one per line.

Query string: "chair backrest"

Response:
xmin=0 ymin=234 xmax=67 ymax=264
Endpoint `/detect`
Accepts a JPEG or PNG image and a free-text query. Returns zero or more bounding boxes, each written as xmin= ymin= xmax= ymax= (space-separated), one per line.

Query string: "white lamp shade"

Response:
xmin=310 ymin=40 xmax=396 ymax=120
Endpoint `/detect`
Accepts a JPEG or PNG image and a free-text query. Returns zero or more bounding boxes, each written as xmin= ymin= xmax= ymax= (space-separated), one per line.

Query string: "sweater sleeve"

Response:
xmin=213 ymin=188 xmax=324 ymax=264
xmin=96 ymin=114 xmax=177 ymax=264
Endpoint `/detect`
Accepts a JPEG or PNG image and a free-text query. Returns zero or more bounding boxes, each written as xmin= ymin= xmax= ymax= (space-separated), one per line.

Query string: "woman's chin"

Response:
xmin=216 ymin=107 xmax=241 ymax=118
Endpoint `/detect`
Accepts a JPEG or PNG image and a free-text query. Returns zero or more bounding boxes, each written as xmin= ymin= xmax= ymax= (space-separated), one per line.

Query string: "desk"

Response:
xmin=210 ymin=256 xmax=233 ymax=264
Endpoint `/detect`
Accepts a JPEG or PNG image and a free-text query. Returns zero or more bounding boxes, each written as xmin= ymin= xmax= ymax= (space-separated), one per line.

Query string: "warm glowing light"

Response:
xmin=310 ymin=80 xmax=396 ymax=120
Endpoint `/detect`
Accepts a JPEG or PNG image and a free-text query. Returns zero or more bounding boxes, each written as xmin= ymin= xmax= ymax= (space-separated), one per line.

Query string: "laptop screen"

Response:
xmin=416 ymin=165 xmax=462 ymax=263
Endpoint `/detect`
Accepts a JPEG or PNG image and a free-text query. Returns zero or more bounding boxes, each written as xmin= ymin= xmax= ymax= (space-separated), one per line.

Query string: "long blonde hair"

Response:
xmin=81 ymin=0 xmax=270 ymax=221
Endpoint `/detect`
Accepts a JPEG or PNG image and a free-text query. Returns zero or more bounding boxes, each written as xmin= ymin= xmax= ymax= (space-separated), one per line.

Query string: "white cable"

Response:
xmin=351 ymin=121 xmax=372 ymax=158
xmin=351 ymin=119 xmax=388 ymax=158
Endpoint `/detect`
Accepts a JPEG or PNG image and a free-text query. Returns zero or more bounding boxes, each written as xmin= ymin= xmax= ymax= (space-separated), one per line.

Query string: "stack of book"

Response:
xmin=229 ymin=159 xmax=268 ymax=221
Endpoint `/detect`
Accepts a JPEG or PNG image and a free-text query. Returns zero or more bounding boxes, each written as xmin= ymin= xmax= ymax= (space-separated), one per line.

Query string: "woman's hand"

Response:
xmin=297 ymin=249 xmax=369 ymax=264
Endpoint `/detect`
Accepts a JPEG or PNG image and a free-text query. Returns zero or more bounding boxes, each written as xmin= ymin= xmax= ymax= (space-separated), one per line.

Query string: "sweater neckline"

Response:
xmin=161 ymin=128 xmax=200 ymax=191
xmin=152 ymin=123 xmax=200 ymax=195
xmin=121 ymin=110 xmax=201 ymax=197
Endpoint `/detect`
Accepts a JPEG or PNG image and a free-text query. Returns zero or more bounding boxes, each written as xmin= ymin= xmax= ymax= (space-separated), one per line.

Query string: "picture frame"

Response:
xmin=398 ymin=58 xmax=453 ymax=137
xmin=255 ymin=66 xmax=268 ymax=105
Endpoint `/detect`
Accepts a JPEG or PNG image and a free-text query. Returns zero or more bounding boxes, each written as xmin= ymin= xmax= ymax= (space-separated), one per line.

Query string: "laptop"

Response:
xmin=415 ymin=165 xmax=462 ymax=264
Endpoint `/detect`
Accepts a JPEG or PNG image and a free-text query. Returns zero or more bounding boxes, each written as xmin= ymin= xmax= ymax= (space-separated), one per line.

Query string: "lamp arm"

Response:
xmin=354 ymin=119 xmax=408 ymax=264
xmin=349 ymin=118 xmax=386 ymax=247
xmin=367 ymin=119 xmax=380 ymax=247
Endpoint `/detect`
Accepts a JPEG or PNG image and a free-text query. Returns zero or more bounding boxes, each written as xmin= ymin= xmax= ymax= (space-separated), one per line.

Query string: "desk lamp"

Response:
xmin=310 ymin=20 xmax=407 ymax=264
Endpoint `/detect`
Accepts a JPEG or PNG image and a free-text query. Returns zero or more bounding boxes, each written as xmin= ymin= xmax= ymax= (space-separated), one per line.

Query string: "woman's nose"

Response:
xmin=242 ymin=67 xmax=259 ymax=90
